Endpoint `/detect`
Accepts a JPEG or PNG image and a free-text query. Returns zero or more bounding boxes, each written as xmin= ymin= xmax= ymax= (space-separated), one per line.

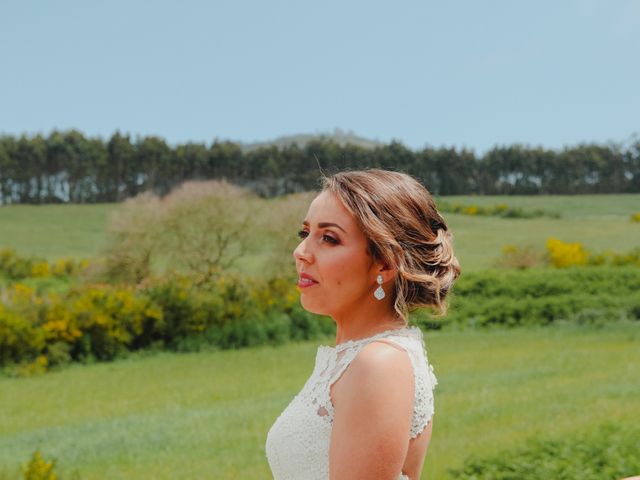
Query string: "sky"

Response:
xmin=1 ymin=0 xmax=639 ymax=154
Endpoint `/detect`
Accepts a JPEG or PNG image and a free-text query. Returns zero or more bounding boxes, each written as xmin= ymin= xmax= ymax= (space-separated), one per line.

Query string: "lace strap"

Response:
xmin=324 ymin=328 xmax=423 ymax=389
xmin=313 ymin=327 xmax=435 ymax=438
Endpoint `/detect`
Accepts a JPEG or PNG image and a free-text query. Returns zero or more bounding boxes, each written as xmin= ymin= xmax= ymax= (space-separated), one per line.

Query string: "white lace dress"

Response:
xmin=265 ymin=326 xmax=438 ymax=480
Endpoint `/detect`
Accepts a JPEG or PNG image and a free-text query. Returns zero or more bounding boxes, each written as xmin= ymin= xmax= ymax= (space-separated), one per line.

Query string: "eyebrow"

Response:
xmin=302 ymin=221 xmax=347 ymax=233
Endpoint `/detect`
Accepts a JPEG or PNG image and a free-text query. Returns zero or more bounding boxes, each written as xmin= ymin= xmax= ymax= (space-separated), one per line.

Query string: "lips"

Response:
xmin=297 ymin=273 xmax=319 ymax=288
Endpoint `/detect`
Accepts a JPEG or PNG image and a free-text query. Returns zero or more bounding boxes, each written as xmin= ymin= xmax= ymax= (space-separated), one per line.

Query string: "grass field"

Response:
xmin=1 ymin=194 xmax=639 ymax=479
xmin=0 ymin=204 xmax=114 ymax=260
xmin=1 ymin=323 xmax=639 ymax=479
xmin=0 ymin=194 xmax=638 ymax=273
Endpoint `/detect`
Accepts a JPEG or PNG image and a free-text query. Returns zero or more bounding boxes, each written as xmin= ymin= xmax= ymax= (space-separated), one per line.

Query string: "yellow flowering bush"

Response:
xmin=0 ymin=248 xmax=88 ymax=281
xmin=0 ymin=302 xmax=46 ymax=365
xmin=51 ymin=258 xmax=81 ymax=277
xmin=65 ymin=285 xmax=164 ymax=360
xmin=12 ymin=355 xmax=49 ymax=377
xmin=0 ymin=272 xmax=333 ymax=369
xmin=0 ymin=248 xmax=33 ymax=279
xmin=631 ymin=212 xmax=640 ymax=223
xmin=464 ymin=205 xmax=479 ymax=215
xmin=31 ymin=261 xmax=51 ymax=278
xmin=500 ymin=241 xmax=640 ymax=270
xmin=491 ymin=203 xmax=509 ymax=214
xmin=545 ymin=238 xmax=590 ymax=268
xmin=43 ymin=300 xmax=82 ymax=343
xmin=22 ymin=450 xmax=57 ymax=480
xmin=437 ymin=201 xmax=559 ymax=219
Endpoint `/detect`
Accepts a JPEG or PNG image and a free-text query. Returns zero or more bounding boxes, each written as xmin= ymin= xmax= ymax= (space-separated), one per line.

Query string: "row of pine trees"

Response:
xmin=1 ymin=130 xmax=639 ymax=203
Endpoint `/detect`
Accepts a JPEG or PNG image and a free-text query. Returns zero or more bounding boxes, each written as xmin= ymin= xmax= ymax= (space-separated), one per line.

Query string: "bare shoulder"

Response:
xmin=329 ymin=339 xmax=415 ymax=477
xmin=352 ymin=339 xmax=413 ymax=376
xmin=333 ymin=339 xmax=414 ymax=402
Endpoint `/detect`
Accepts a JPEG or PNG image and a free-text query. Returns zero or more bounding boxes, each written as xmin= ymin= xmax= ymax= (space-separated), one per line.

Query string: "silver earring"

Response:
xmin=374 ymin=274 xmax=385 ymax=300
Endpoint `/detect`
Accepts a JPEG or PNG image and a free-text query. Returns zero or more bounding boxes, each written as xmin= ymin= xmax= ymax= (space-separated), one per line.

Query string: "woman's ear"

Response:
xmin=376 ymin=264 xmax=396 ymax=284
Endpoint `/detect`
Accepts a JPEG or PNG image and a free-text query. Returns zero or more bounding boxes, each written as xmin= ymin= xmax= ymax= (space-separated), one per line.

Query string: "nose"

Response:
xmin=293 ymin=238 xmax=314 ymax=264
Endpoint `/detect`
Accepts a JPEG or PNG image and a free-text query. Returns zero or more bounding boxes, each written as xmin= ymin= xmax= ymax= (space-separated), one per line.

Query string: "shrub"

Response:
xmin=3 ymin=264 xmax=638 ymax=370
xmin=162 ymin=180 xmax=260 ymax=280
xmin=499 ymin=241 xmax=640 ymax=270
xmin=432 ymin=266 xmax=640 ymax=329
xmin=436 ymin=201 xmax=560 ymax=219
xmin=60 ymin=285 xmax=164 ymax=361
xmin=101 ymin=180 xmax=261 ymax=284
xmin=0 ymin=285 xmax=46 ymax=365
xmin=592 ymin=247 xmax=640 ymax=267
xmin=631 ymin=212 xmax=640 ymax=223
xmin=0 ymin=248 xmax=35 ymax=280
xmin=257 ymin=191 xmax=317 ymax=279
xmin=496 ymin=244 xmax=545 ymax=269
xmin=0 ymin=248 xmax=88 ymax=282
xmin=21 ymin=450 xmax=57 ymax=480
xmin=145 ymin=274 xmax=332 ymax=351
xmin=0 ymin=273 xmax=334 ymax=369
xmin=100 ymin=192 xmax=163 ymax=284
xmin=545 ymin=238 xmax=590 ymax=268
xmin=449 ymin=423 xmax=640 ymax=480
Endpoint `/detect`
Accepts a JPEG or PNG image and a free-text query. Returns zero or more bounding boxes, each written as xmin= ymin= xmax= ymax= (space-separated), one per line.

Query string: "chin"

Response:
xmin=299 ymin=295 xmax=331 ymax=316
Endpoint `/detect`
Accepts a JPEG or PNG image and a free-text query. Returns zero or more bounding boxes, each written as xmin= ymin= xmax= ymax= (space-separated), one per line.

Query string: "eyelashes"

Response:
xmin=323 ymin=234 xmax=339 ymax=245
xmin=297 ymin=230 xmax=339 ymax=245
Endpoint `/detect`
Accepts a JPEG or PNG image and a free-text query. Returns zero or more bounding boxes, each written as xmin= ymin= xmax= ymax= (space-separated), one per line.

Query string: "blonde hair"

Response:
xmin=322 ymin=169 xmax=461 ymax=321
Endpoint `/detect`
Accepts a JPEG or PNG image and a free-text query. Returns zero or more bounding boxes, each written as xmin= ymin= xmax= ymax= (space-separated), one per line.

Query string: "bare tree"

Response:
xmin=102 ymin=192 xmax=163 ymax=283
xmin=160 ymin=180 xmax=257 ymax=282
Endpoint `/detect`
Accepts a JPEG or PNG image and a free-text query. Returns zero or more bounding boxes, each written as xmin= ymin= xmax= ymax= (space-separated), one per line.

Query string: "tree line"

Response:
xmin=0 ymin=129 xmax=638 ymax=204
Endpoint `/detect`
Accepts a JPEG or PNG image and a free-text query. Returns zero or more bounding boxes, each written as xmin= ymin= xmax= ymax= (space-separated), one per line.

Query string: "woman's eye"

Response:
xmin=322 ymin=234 xmax=339 ymax=245
xmin=297 ymin=229 xmax=338 ymax=245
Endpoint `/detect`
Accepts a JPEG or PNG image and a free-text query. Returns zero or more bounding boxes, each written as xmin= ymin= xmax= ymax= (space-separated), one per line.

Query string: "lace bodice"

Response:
xmin=265 ymin=326 xmax=437 ymax=480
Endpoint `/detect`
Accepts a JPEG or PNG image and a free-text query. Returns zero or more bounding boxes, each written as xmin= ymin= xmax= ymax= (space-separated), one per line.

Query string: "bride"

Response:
xmin=266 ymin=169 xmax=460 ymax=479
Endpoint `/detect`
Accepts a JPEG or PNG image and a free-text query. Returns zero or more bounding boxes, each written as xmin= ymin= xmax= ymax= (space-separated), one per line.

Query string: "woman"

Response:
xmin=266 ymin=169 xmax=460 ymax=479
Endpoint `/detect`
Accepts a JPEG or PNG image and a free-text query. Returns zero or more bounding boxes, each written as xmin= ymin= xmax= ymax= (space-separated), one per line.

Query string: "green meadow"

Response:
xmin=1 ymin=194 xmax=638 ymax=272
xmin=0 ymin=194 xmax=639 ymax=479
xmin=0 ymin=204 xmax=114 ymax=260
xmin=1 ymin=324 xmax=638 ymax=479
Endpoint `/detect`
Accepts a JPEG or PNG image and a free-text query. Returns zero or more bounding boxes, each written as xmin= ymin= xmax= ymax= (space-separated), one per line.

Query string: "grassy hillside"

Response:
xmin=441 ymin=193 xmax=640 ymax=218
xmin=0 ymin=203 xmax=114 ymax=260
xmin=0 ymin=194 xmax=638 ymax=273
xmin=1 ymin=193 xmax=638 ymax=479
xmin=1 ymin=324 xmax=638 ymax=479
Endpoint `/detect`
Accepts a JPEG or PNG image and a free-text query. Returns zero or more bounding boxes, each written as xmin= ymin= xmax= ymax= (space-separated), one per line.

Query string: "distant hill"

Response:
xmin=239 ymin=128 xmax=384 ymax=151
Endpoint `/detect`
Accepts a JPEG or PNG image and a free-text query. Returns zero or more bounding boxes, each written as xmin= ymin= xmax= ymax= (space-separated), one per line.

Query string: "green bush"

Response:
xmin=0 ymin=274 xmax=334 ymax=371
xmin=413 ymin=266 xmax=640 ymax=329
xmin=497 ymin=240 xmax=640 ymax=270
xmin=0 ymin=284 xmax=47 ymax=365
xmin=3 ymin=264 xmax=638 ymax=371
xmin=0 ymin=248 xmax=87 ymax=282
xmin=21 ymin=450 xmax=58 ymax=480
xmin=436 ymin=201 xmax=560 ymax=219
xmin=449 ymin=423 xmax=640 ymax=479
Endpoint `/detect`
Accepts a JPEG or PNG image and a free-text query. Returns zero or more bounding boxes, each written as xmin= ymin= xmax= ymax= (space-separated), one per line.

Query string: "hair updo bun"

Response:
xmin=322 ymin=169 xmax=461 ymax=321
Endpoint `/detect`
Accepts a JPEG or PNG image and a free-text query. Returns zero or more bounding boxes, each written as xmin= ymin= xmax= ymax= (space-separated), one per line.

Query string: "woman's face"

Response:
xmin=293 ymin=190 xmax=380 ymax=318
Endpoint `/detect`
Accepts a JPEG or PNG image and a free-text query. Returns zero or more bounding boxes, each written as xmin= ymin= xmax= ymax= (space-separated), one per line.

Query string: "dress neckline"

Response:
xmin=318 ymin=325 xmax=422 ymax=352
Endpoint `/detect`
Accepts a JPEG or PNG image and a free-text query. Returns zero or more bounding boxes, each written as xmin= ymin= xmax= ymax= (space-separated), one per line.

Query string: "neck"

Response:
xmin=331 ymin=296 xmax=406 ymax=345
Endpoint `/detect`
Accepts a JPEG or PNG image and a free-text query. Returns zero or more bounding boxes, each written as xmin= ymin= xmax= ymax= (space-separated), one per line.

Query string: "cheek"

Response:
xmin=324 ymin=248 xmax=370 ymax=288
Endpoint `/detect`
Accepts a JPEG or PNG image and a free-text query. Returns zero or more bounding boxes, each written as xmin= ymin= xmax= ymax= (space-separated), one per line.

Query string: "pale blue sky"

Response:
xmin=1 ymin=0 xmax=639 ymax=153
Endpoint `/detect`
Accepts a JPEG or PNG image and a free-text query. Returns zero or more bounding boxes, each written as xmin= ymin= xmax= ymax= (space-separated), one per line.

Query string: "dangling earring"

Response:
xmin=374 ymin=274 xmax=385 ymax=300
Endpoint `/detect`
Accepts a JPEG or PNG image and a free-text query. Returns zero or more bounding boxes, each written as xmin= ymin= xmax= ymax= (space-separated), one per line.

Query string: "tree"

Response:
xmin=102 ymin=191 xmax=163 ymax=283
xmin=161 ymin=180 xmax=257 ymax=282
